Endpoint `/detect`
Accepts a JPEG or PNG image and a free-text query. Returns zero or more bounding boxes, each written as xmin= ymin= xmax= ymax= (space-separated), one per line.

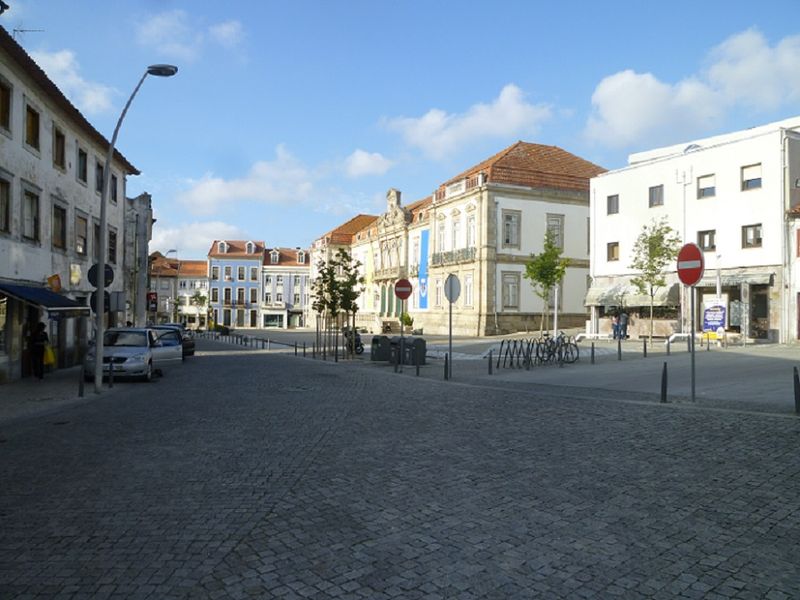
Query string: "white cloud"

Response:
xmin=384 ymin=84 xmax=551 ymax=159
xmin=177 ymin=145 xmax=315 ymax=216
xmin=209 ymin=20 xmax=244 ymax=48
xmin=150 ymin=220 xmax=249 ymax=258
xmin=585 ymin=29 xmax=800 ymax=149
xmin=136 ymin=10 xmax=202 ymax=62
xmin=30 ymin=49 xmax=114 ymax=115
xmin=344 ymin=149 xmax=394 ymax=178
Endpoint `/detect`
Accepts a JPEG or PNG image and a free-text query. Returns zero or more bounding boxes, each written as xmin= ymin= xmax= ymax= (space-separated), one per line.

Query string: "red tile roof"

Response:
xmin=150 ymin=252 xmax=178 ymax=277
xmin=437 ymin=141 xmax=605 ymax=197
xmin=177 ymin=260 xmax=207 ymax=277
xmin=207 ymin=240 xmax=266 ymax=258
xmin=0 ymin=26 xmax=139 ymax=175
xmin=317 ymin=214 xmax=379 ymax=246
xmin=263 ymin=247 xmax=311 ymax=267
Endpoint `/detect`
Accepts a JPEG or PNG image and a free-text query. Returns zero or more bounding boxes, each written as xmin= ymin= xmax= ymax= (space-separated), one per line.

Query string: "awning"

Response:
xmin=584 ymin=282 xmax=680 ymax=307
xmin=696 ymin=273 xmax=773 ymax=288
xmin=0 ymin=282 xmax=90 ymax=317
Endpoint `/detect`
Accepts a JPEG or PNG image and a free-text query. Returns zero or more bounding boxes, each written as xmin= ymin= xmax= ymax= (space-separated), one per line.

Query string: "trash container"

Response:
xmin=389 ymin=336 xmax=402 ymax=364
xmin=405 ymin=337 xmax=426 ymax=366
xmin=370 ymin=335 xmax=391 ymax=361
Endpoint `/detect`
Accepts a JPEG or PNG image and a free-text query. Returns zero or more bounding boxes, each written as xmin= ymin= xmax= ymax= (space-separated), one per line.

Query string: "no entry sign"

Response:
xmin=677 ymin=243 xmax=705 ymax=286
xmin=394 ymin=278 xmax=412 ymax=300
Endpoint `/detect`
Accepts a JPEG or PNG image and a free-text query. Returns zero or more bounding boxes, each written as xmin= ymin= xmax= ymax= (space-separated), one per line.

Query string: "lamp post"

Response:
xmin=94 ymin=64 xmax=177 ymax=393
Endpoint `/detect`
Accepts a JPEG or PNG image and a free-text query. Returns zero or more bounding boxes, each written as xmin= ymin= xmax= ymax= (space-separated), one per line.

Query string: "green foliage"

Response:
xmin=400 ymin=312 xmax=414 ymax=327
xmin=524 ymin=230 xmax=570 ymax=332
xmin=189 ymin=291 xmax=207 ymax=307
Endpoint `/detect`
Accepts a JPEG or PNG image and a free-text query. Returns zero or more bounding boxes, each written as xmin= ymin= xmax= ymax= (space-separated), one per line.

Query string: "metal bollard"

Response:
xmin=590 ymin=342 xmax=595 ymax=365
xmin=617 ymin=338 xmax=622 ymax=361
xmin=794 ymin=366 xmax=800 ymax=415
xmin=444 ymin=353 xmax=449 ymax=380
xmin=687 ymin=335 xmax=691 ymax=352
xmin=660 ymin=362 xmax=668 ymax=403
xmin=488 ymin=350 xmax=493 ymax=375
xmin=267 ymin=339 xmax=271 ymax=351
xmin=706 ymin=333 xmax=710 ymax=351
xmin=108 ymin=361 xmax=114 ymax=388
xmin=312 ymin=343 xmax=316 ymax=359
xmin=415 ymin=350 xmax=420 ymax=377
xmin=393 ymin=347 xmax=398 ymax=373
xmin=294 ymin=342 xmax=297 ymax=356
xmin=643 ymin=339 xmax=647 ymax=358
xmin=666 ymin=340 xmax=671 ymax=356
xmin=303 ymin=342 xmax=306 ymax=357
xmin=78 ymin=363 xmax=85 ymax=397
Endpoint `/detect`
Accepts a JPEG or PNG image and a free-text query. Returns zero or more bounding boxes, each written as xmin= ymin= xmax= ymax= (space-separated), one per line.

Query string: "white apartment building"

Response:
xmin=0 ymin=27 xmax=138 ymax=380
xmin=262 ymin=247 xmax=310 ymax=328
xmin=588 ymin=116 xmax=800 ymax=342
xmin=176 ymin=259 xmax=208 ymax=329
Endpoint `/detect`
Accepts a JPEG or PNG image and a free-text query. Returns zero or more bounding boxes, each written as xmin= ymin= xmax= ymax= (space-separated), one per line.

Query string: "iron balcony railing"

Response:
xmin=431 ymin=246 xmax=476 ymax=266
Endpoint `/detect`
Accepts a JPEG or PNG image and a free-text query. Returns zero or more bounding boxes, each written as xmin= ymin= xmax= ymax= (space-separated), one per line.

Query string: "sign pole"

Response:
xmin=399 ymin=298 xmax=404 ymax=373
xmin=690 ymin=285 xmax=696 ymax=402
xmin=448 ymin=293 xmax=453 ymax=380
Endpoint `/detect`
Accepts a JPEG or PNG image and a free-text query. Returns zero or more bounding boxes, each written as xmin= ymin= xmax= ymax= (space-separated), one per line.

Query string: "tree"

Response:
xmin=311 ymin=249 xmax=364 ymax=358
xmin=189 ymin=292 xmax=208 ymax=329
xmin=523 ymin=230 xmax=570 ymax=333
xmin=629 ymin=217 xmax=682 ymax=344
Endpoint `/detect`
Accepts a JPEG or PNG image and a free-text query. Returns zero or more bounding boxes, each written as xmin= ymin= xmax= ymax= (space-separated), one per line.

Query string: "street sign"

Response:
xmin=88 ymin=263 xmax=114 ymax=287
xmin=90 ymin=290 xmax=111 ymax=313
xmin=677 ymin=243 xmax=704 ymax=286
xmin=147 ymin=292 xmax=158 ymax=312
xmin=444 ymin=274 xmax=461 ymax=303
xmin=395 ymin=278 xmax=413 ymax=300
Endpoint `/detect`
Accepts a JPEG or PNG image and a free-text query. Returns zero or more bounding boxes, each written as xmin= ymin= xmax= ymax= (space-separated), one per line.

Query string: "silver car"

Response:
xmin=84 ymin=327 xmax=183 ymax=382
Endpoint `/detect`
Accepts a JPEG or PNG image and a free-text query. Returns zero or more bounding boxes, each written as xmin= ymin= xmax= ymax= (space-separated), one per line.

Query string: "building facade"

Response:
xmin=176 ymin=260 xmax=208 ymax=329
xmin=587 ymin=116 xmax=800 ymax=342
xmin=261 ymin=247 xmax=310 ymax=328
xmin=0 ymin=26 xmax=138 ymax=381
xmin=148 ymin=251 xmax=178 ymax=323
xmin=208 ymin=240 xmax=264 ymax=329
xmin=123 ymin=192 xmax=153 ymax=326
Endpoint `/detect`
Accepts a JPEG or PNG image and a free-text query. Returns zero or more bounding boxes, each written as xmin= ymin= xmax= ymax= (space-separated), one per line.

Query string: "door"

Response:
xmin=150 ymin=330 xmax=183 ymax=369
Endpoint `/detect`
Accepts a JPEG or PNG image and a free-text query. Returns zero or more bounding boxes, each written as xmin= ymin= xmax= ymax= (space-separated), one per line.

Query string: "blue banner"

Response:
xmin=418 ymin=229 xmax=429 ymax=309
xmin=703 ymin=305 xmax=726 ymax=332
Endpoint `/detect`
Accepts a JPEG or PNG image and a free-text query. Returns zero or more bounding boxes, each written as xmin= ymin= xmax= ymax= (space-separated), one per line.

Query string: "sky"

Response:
xmin=4 ymin=1 xmax=800 ymax=259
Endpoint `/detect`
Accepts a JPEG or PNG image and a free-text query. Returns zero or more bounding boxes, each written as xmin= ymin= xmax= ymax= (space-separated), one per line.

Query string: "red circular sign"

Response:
xmin=394 ymin=278 xmax=413 ymax=300
xmin=677 ymin=243 xmax=705 ymax=286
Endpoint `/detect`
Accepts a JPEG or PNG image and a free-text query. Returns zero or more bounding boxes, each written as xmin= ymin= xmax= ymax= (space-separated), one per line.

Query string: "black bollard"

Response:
xmin=294 ymin=342 xmax=297 ymax=356
xmin=415 ymin=348 xmax=420 ymax=377
xmin=312 ymin=343 xmax=316 ymax=359
xmin=643 ymin=339 xmax=647 ymax=358
xmin=488 ymin=350 xmax=493 ymax=375
xmin=444 ymin=353 xmax=449 ymax=380
xmin=666 ymin=340 xmax=671 ymax=356
xmin=706 ymin=333 xmax=710 ymax=351
xmin=687 ymin=335 xmax=691 ymax=352
xmin=617 ymin=338 xmax=622 ymax=361
xmin=794 ymin=366 xmax=800 ymax=415
xmin=303 ymin=342 xmax=306 ymax=357
xmin=591 ymin=342 xmax=595 ymax=365
xmin=108 ymin=361 xmax=114 ymax=388
xmin=660 ymin=362 xmax=668 ymax=403
xmin=78 ymin=363 xmax=85 ymax=398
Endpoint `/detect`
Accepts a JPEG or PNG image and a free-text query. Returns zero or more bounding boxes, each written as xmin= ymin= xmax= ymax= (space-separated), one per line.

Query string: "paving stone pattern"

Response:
xmin=1 ymin=340 xmax=799 ymax=598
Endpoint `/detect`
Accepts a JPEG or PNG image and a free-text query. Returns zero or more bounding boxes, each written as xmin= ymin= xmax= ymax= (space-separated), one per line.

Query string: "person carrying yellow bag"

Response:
xmin=43 ymin=343 xmax=56 ymax=368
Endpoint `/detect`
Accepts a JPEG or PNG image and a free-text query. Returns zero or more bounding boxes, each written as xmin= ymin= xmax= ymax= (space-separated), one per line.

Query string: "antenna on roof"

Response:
xmin=13 ymin=27 xmax=45 ymax=40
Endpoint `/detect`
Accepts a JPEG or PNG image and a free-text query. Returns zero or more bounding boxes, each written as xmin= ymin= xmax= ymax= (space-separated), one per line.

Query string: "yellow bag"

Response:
xmin=43 ymin=344 xmax=56 ymax=366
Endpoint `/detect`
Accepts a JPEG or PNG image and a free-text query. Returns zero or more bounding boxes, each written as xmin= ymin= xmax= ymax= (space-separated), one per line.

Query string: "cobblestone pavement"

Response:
xmin=1 ymin=339 xmax=799 ymax=598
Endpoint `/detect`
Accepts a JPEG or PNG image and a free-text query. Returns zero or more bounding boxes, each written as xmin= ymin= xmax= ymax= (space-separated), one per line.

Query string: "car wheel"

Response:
xmin=141 ymin=361 xmax=153 ymax=382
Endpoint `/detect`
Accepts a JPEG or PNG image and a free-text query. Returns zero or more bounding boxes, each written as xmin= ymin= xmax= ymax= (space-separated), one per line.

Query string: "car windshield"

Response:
xmin=104 ymin=331 xmax=147 ymax=347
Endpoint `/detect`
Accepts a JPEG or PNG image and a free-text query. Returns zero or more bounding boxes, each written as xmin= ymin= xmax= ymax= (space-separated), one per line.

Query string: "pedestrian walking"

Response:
xmin=619 ymin=310 xmax=629 ymax=340
xmin=30 ymin=322 xmax=49 ymax=379
xmin=611 ymin=313 xmax=619 ymax=339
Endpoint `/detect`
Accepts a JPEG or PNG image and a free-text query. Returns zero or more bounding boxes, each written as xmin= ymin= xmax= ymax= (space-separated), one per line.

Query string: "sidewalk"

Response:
xmin=0 ymin=365 xmax=102 ymax=427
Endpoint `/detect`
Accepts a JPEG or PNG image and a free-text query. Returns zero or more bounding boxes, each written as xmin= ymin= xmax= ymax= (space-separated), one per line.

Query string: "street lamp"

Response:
xmin=94 ymin=64 xmax=177 ymax=393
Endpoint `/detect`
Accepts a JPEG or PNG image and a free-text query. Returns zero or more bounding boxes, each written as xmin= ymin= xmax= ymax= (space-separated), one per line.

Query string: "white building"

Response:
xmin=262 ymin=247 xmax=311 ymax=328
xmin=176 ymin=259 xmax=208 ymax=329
xmin=0 ymin=26 xmax=138 ymax=380
xmin=588 ymin=116 xmax=800 ymax=342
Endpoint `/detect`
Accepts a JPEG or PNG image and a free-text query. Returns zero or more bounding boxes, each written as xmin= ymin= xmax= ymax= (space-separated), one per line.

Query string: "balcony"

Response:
xmin=431 ymin=246 xmax=476 ymax=267
xmin=374 ymin=266 xmax=407 ymax=281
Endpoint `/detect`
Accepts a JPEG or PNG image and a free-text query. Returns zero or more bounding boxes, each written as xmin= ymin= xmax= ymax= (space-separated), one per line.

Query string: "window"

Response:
xmin=502 ymin=272 xmax=520 ymax=309
xmin=0 ymin=177 xmax=9 ymax=233
xmin=237 ymin=288 xmax=245 ymax=304
xmin=108 ymin=228 xmax=117 ymax=264
xmin=742 ymin=224 xmax=762 ymax=248
xmin=648 ymin=185 xmax=664 ymax=207
xmin=0 ymin=79 xmax=10 ymax=131
xmin=22 ymin=188 xmax=39 ymax=241
xmin=246 ymin=242 xmax=254 ymax=254
xmin=110 ymin=174 xmax=118 ymax=203
xmin=546 ymin=213 xmax=564 ymax=249
xmin=434 ymin=278 xmax=443 ymax=307
xmin=93 ymin=222 xmax=100 ymax=261
xmin=697 ymin=174 xmax=715 ymax=198
xmin=464 ymin=274 xmax=474 ymax=307
xmin=293 ymin=275 xmax=300 ymax=286
xmin=211 ymin=288 xmax=219 ymax=303
xmin=160 ymin=279 xmax=170 ymax=290
xmin=250 ymin=267 xmax=258 ymax=281
xmin=276 ymin=275 xmax=283 ymax=285
xmin=223 ymin=288 xmax=232 ymax=304
xmin=297 ymin=251 xmax=305 ymax=264
xmin=217 ymin=241 xmax=227 ymax=253
xmin=276 ymin=292 xmax=283 ymax=303
xmin=25 ymin=103 xmax=40 ymax=150
xmin=77 ymin=148 xmax=88 ymax=183
xmin=249 ymin=288 xmax=258 ymax=303
xmin=607 ymin=242 xmax=619 ymax=261
xmin=502 ymin=210 xmax=521 ymax=248
xmin=437 ymin=221 xmax=446 ymax=252
xmin=264 ymin=274 xmax=272 ymax=285
xmin=224 ymin=266 xmax=232 ymax=280
xmin=741 ymin=164 xmax=762 ymax=190
xmin=697 ymin=229 xmax=716 ymax=251
xmin=271 ymin=251 xmax=279 ymax=264
xmin=466 ymin=214 xmax=476 ymax=248
xmin=293 ymin=293 xmax=300 ymax=305
xmin=95 ymin=160 xmax=104 ymax=193
xmin=265 ymin=292 xmax=272 ymax=304
xmin=211 ymin=266 xmax=219 ymax=280
xmin=607 ymin=194 xmax=619 ymax=215
xmin=52 ymin=203 xmax=66 ymax=250
xmin=53 ymin=125 xmax=66 ymax=169
xmin=451 ymin=216 xmax=460 ymax=250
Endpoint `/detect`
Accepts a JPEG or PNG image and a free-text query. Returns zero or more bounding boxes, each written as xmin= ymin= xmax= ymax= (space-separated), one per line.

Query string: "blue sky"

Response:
xmin=4 ymin=1 xmax=800 ymax=258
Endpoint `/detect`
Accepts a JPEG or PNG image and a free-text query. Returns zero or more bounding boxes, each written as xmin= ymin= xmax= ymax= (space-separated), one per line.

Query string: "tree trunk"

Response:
xmin=649 ymin=289 xmax=655 ymax=345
